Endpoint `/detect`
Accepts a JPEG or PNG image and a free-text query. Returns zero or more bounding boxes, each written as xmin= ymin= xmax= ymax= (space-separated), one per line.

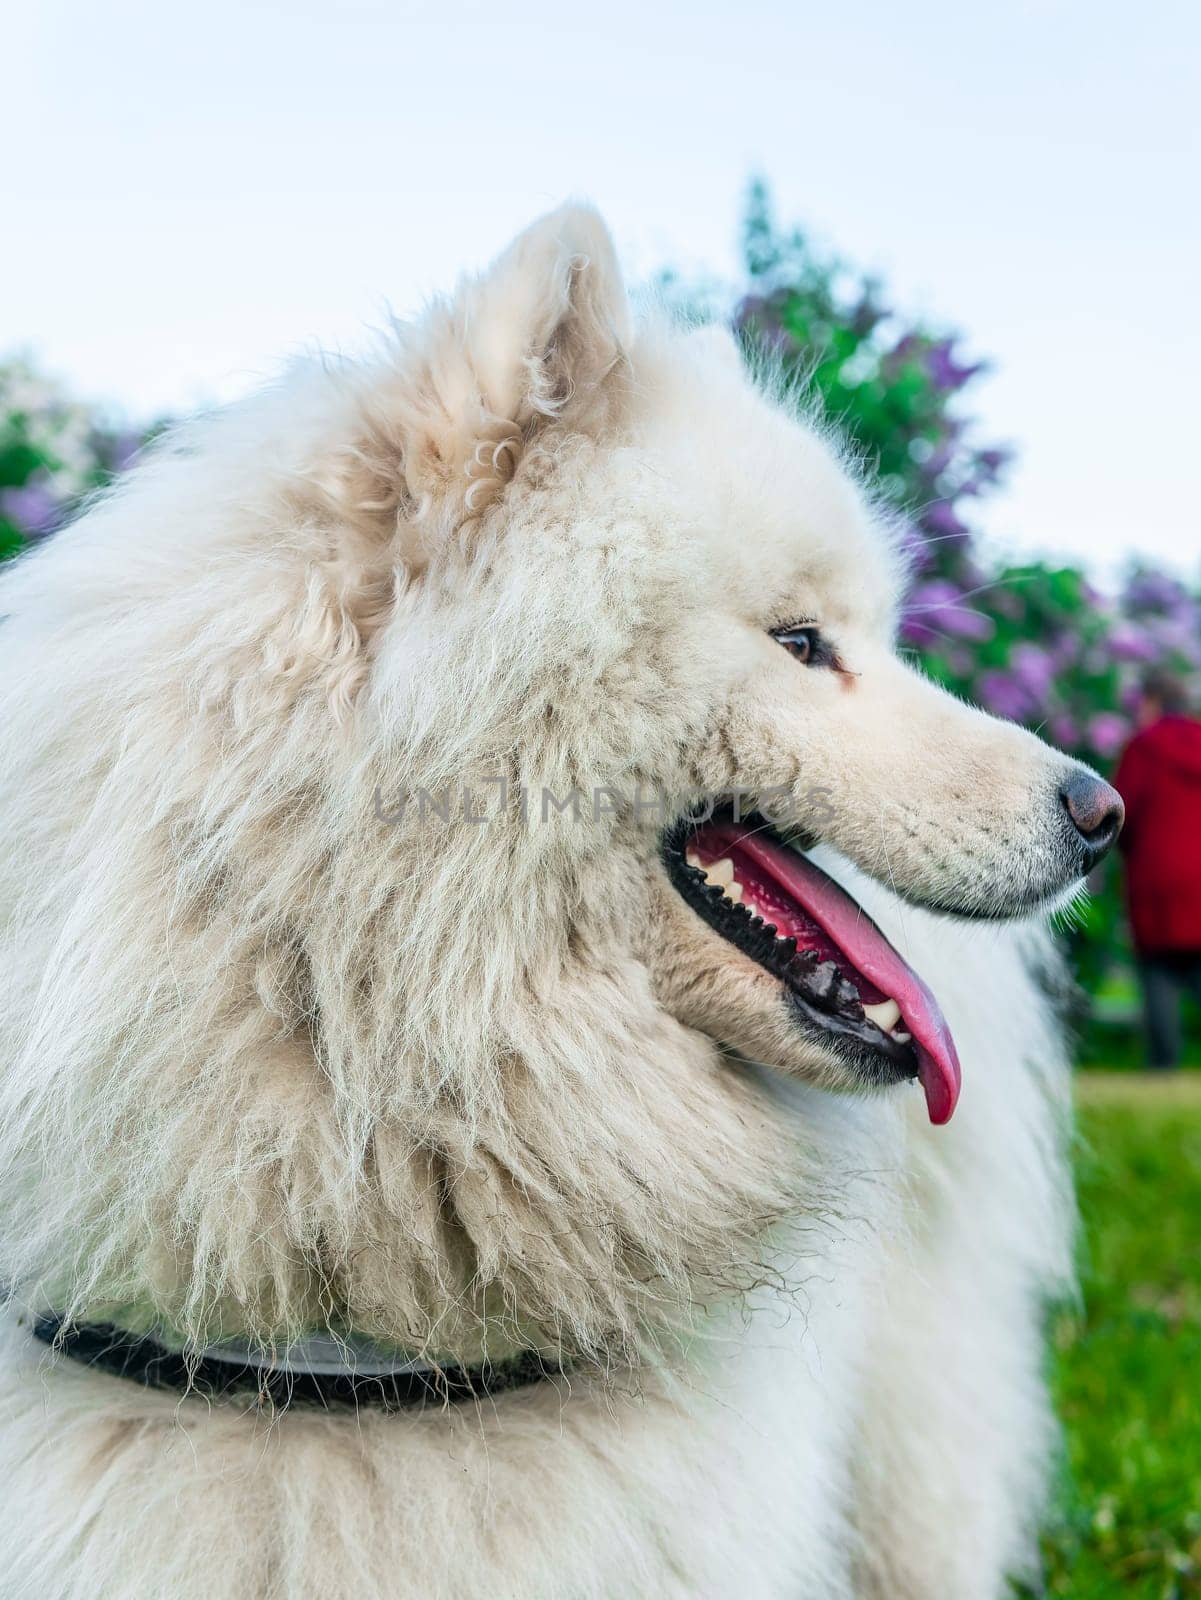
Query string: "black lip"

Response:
xmin=661 ymin=811 xmax=918 ymax=1076
xmin=901 ymin=852 xmax=1092 ymax=923
xmin=880 ymin=784 xmax=1099 ymax=922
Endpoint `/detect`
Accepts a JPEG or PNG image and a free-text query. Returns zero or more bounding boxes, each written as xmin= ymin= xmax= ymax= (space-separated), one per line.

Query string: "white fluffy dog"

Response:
xmin=0 ymin=207 xmax=1123 ymax=1599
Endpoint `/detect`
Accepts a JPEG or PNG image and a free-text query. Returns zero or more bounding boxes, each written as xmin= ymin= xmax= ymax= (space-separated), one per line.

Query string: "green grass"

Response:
xmin=1034 ymin=1073 xmax=1201 ymax=1597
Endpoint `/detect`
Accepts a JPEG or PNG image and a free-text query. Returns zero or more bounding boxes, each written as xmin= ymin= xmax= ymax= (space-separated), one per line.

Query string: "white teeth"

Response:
xmin=685 ymin=851 xmax=744 ymax=903
xmin=863 ymin=998 xmax=902 ymax=1034
xmin=706 ymin=857 xmax=747 ymax=904
xmin=681 ymin=850 xmax=908 ymax=1037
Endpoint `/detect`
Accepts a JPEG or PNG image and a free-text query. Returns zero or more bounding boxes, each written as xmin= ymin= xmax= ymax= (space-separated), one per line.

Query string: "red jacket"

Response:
xmin=1114 ymin=715 xmax=1201 ymax=954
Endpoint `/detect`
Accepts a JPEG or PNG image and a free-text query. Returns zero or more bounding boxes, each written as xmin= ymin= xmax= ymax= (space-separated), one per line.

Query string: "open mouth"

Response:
xmin=662 ymin=811 xmax=961 ymax=1125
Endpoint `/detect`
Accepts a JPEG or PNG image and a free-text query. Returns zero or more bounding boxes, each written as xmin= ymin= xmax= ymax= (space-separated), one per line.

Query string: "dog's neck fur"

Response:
xmin=0 ymin=643 xmax=810 ymax=1361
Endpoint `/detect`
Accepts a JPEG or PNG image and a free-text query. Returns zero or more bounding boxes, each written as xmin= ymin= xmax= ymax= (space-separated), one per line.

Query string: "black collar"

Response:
xmin=31 ymin=1312 xmax=561 ymax=1412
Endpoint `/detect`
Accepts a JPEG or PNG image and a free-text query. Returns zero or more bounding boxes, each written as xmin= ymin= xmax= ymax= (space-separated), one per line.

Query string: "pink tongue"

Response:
xmin=703 ymin=823 xmax=961 ymax=1125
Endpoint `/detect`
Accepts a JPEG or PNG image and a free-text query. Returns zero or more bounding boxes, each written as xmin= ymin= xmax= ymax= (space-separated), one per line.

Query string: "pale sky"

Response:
xmin=4 ymin=0 xmax=1199 ymax=578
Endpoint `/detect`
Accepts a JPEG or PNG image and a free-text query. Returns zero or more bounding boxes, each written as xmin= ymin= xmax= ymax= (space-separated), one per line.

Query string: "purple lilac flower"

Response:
xmin=1088 ymin=712 xmax=1130 ymax=758
xmin=920 ymin=500 xmax=971 ymax=541
xmin=1048 ymin=713 xmax=1081 ymax=750
xmin=906 ymin=579 xmax=961 ymax=611
xmin=1107 ymin=621 xmax=1159 ymax=664
xmin=904 ymin=579 xmax=996 ymax=642
xmin=0 ymin=482 xmax=61 ymax=536
xmin=1049 ymin=631 xmax=1086 ymax=670
xmin=733 ymin=295 xmax=796 ymax=356
xmin=896 ymin=518 xmax=934 ymax=577
xmin=976 ymin=447 xmax=1010 ymax=478
xmin=945 ymin=645 xmax=975 ymax=677
xmin=991 ymin=587 xmax=1025 ymax=622
xmin=943 ymin=606 xmax=996 ymax=641
xmin=925 ymin=338 xmax=983 ymax=392
xmin=920 ymin=442 xmax=955 ymax=481
xmin=1148 ymin=617 xmax=1201 ymax=667
xmin=848 ymin=288 xmax=886 ymax=339
xmin=733 ymin=294 xmax=768 ymax=325
xmin=978 ymin=670 xmax=1036 ymax=722
xmin=899 ymin=618 xmax=937 ymax=648
xmin=1124 ymin=568 xmax=1190 ymax=617
xmin=1009 ymin=641 xmax=1055 ymax=699
xmin=104 ymin=428 xmax=143 ymax=473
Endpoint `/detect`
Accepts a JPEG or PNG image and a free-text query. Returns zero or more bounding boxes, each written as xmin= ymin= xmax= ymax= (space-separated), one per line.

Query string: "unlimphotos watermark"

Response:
xmin=372 ymin=780 xmax=836 ymax=831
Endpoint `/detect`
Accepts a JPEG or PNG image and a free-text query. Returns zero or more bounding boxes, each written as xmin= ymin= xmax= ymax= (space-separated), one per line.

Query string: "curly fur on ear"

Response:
xmin=368 ymin=207 xmax=631 ymax=540
xmin=250 ymin=206 xmax=633 ymax=720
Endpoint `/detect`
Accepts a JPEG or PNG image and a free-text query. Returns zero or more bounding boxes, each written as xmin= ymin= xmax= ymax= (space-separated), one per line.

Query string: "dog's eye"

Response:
xmin=773 ymin=625 xmax=832 ymax=667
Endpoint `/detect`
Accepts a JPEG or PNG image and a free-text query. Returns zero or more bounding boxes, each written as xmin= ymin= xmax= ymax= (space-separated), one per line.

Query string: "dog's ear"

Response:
xmin=381 ymin=204 xmax=631 ymax=529
xmin=284 ymin=208 xmax=629 ymax=718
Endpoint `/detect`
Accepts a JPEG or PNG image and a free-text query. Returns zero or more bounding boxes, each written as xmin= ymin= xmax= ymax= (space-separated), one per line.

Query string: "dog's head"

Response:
xmin=355 ymin=205 xmax=1119 ymax=1127
xmin=0 ymin=205 xmax=1120 ymax=1361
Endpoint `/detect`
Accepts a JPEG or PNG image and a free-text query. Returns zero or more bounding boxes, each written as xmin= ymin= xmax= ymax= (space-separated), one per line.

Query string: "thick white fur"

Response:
xmin=0 ymin=206 xmax=1075 ymax=1598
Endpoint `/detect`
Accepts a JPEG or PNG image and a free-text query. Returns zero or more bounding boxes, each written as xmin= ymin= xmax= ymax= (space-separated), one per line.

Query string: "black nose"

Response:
xmin=1059 ymin=769 xmax=1124 ymax=867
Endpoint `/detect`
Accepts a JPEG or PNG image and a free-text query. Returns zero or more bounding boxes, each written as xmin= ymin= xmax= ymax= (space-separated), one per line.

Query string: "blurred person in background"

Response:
xmin=1115 ymin=671 xmax=1201 ymax=1069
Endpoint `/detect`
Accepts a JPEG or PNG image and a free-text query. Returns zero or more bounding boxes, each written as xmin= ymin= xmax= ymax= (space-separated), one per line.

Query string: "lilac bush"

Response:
xmin=0 ymin=356 xmax=142 ymax=561
xmin=732 ymin=183 xmax=1201 ymax=776
xmin=732 ymin=184 xmax=1200 ymax=990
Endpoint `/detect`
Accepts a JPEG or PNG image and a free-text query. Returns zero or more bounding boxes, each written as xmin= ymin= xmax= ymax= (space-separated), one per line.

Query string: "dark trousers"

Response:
xmin=1138 ymin=952 xmax=1201 ymax=1068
